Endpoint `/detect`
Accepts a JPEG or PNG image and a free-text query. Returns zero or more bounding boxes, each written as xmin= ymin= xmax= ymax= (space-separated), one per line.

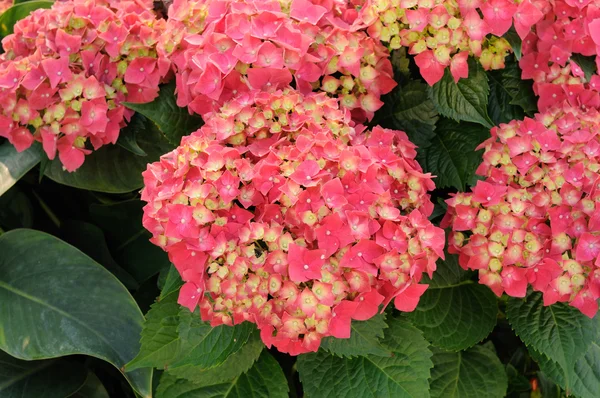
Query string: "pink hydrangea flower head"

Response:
xmin=517 ymin=0 xmax=600 ymax=111
xmin=0 ymin=0 xmax=170 ymax=171
xmin=141 ymin=89 xmax=443 ymax=354
xmin=158 ymin=0 xmax=395 ymax=121
xmin=355 ymin=0 xmax=543 ymax=85
xmin=443 ymin=105 xmax=600 ymax=317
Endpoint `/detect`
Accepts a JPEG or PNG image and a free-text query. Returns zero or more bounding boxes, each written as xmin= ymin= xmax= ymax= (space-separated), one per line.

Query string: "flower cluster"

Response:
xmin=443 ymin=105 xmax=600 ymax=317
xmin=519 ymin=0 xmax=600 ymax=111
xmin=141 ymin=89 xmax=444 ymax=354
xmin=157 ymin=0 xmax=395 ymax=121
xmin=0 ymin=0 xmax=169 ymax=171
xmin=356 ymin=0 xmax=547 ymax=85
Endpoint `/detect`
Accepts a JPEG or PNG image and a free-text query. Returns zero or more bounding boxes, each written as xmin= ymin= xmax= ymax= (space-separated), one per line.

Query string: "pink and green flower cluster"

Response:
xmin=141 ymin=89 xmax=444 ymax=354
xmin=519 ymin=0 xmax=600 ymax=111
xmin=0 ymin=0 xmax=169 ymax=171
xmin=157 ymin=0 xmax=396 ymax=121
xmin=356 ymin=0 xmax=548 ymax=85
xmin=443 ymin=105 xmax=600 ymax=317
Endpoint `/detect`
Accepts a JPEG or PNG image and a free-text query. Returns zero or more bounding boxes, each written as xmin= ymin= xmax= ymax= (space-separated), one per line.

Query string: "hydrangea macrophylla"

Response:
xmin=442 ymin=105 xmax=600 ymax=317
xmin=518 ymin=0 xmax=600 ymax=111
xmin=141 ymin=89 xmax=444 ymax=354
xmin=355 ymin=0 xmax=546 ymax=85
xmin=0 ymin=0 xmax=170 ymax=171
xmin=157 ymin=0 xmax=395 ymax=121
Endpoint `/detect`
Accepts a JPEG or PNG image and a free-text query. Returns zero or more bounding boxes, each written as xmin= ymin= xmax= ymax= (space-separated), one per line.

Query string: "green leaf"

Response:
xmin=126 ymin=292 xmax=182 ymax=371
xmin=0 ymin=1 xmax=52 ymax=37
xmin=156 ymin=351 xmax=288 ymax=398
xmin=167 ymin=332 xmax=264 ymax=384
xmin=429 ymin=345 xmax=508 ymax=398
xmin=416 ymin=118 xmax=490 ymax=191
xmin=409 ymin=254 xmax=497 ymax=351
xmin=89 ymin=199 xmax=170 ymax=282
xmin=429 ymin=59 xmax=493 ymax=128
xmin=506 ymin=291 xmax=600 ymax=388
xmin=0 ymin=351 xmax=88 ymax=398
xmin=124 ymin=81 xmax=204 ymax=146
xmin=536 ymin=371 xmax=563 ymax=398
xmin=0 ymin=187 xmax=34 ymax=230
xmin=297 ymin=317 xmax=433 ymax=398
xmin=0 ymin=142 xmax=42 ymax=197
xmin=159 ymin=265 xmax=183 ymax=300
xmin=571 ymin=54 xmax=597 ymax=83
xmin=376 ymin=80 xmax=438 ymax=142
xmin=116 ymin=117 xmax=148 ymax=156
xmin=71 ymin=372 xmax=110 ymax=398
xmin=390 ymin=80 xmax=439 ymax=126
xmin=395 ymin=119 xmax=437 ymax=151
xmin=320 ymin=313 xmax=390 ymax=358
xmin=503 ymin=27 xmax=522 ymax=60
xmin=0 ymin=229 xmax=152 ymax=397
xmin=506 ymin=364 xmax=531 ymax=394
xmin=60 ymin=220 xmax=139 ymax=290
xmin=531 ymin=342 xmax=600 ymax=398
xmin=501 ymin=60 xmax=538 ymax=115
xmin=488 ymin=68 xmax=525 ymax=125
xmin=391 ymin=48 xmax=411 ymax=78
xmin=171 ymin=309 xmax=256 ymax=370
xmin=44 ymin=117 xmax=174 ymax=193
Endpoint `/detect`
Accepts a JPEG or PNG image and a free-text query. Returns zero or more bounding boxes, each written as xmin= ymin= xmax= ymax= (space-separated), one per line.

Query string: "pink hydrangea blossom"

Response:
xmin=158 ymin=0 xmax=395 ymax=121
xmin=443 ymin=105 xmax=600 ymax=317
xmin=518 ymin=0 xmax=600 ymax=111
xmin=355 ymin=0 xmax=546 ymax=85
xmin=141 ymin=89 xmax=443 ymax=354
xmin=0 ymin=0 xmax=169 ymax=171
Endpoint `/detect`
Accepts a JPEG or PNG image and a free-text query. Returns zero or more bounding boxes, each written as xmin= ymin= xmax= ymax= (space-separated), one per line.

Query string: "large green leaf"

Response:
xmin=429 ymin=345 xmax=508 ymax=398
xmin=501 ymin=61 xmax=538 ymax=115
xmin=89 ymin=199 xmax=169 ymax=282
xmin=503 ymin=28 xmax=522 ymax=60
xmin=0 ymin=142 xmax=42 ymax=196
xmin=156 ymin=351 xmax=288 ymax=398
xmin=376 ymin=80 xmax=438 ymax=148
xmin=167 ymin=333 xmax=263 ymax=384
xmin=531 ymin=342 xmax=600 ymax=398
xmin=506 ymin=291 xmax=600 ymax=388
xmin=0 ymin=186 xmax=34 ymax=230
xmin=0 ymin=351 xmax=87 ymax=398
xmin=409 ymin=254 xmax=497 ymax=351
xmin=0 ymin=1 xmax=52 ymax=37
xmin=416 ymin=118 xmax=489 ymax=190
xmin=429 ymin=59 xmax=493 ymax=128
xmin=124 ymin=81 xmax=204 ymax=146
xmin=127 ymin=292 xmax=182 ymax=371
xmin=488 ymin=68 xmax=525 ymax=125
xmin=44 ymin=116 xmax=174 ymax=193
xmin=71 ymin=372 xmax=110 ymax=398
xmin=116 ymin=115 xmax=149 ymax=156
xmin=171 ymin=309 xmax=256 ymax=369
xmin=320 ymin=313 xmax=390 ymax=358
xmin=297 ymin=317 xmax=433 ymax=398
xmin=382 ymin=80 xmax=439 ymax=127
xmin=60 ymin=220 xmax=139 ymax=290
xmin=0 ymin=229 xmax=152 ymax=397
xmin=159 ymin=265 xmax=183 ymax=300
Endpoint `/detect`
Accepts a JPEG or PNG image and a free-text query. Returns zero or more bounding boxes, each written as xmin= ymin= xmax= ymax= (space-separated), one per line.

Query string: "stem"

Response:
xmin=32 ymin=190 xmax=61 ymax=228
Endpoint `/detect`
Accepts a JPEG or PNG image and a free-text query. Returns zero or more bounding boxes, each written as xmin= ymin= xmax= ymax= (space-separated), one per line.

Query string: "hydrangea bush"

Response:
xmin=0 ymin=0 xmax=170 ymax=170
xmin=0 ymin=0 xmax=600 ymax=397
